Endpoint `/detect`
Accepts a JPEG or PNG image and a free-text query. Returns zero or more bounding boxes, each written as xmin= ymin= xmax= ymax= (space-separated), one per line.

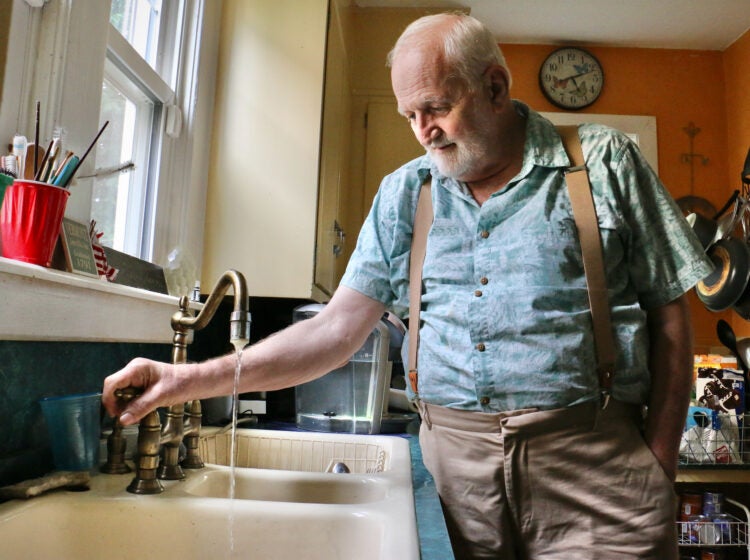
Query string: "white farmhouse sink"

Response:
xmin=0 ymin=429 xmax=419 ymax=560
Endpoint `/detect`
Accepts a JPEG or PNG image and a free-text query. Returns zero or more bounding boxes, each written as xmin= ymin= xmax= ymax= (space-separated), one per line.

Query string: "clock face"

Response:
xmin=539 ymin=47 xmax=604 ymax=110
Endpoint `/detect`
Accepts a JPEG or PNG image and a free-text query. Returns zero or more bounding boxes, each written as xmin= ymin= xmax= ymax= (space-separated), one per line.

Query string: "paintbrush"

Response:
xmin=63 ymin=120 xmax=109 ymax=188
xmin=33 ymin=140 xmax=54 ymax=182
xmin=33 ymin=101 xmax=40 ymax=177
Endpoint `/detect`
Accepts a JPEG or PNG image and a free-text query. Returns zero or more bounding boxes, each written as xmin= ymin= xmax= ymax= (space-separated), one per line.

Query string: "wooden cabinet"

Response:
xmin=313 ymin=0 xmax=353 ymax=299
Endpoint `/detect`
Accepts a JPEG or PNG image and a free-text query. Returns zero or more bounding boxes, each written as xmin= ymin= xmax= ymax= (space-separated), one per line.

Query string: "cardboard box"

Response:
xmin=695 ymin=368 xmax=744 ymax=415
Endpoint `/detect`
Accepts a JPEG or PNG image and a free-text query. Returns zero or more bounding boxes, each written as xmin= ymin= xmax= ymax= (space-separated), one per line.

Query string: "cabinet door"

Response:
xmin=314 ymin=1 xmax=352 ymax=298
xmin=202 ymin=0 xmax=328 ymax=298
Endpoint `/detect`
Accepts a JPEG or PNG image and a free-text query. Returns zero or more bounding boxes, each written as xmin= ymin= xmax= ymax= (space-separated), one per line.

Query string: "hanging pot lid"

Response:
xmin=677 ymin=195 xmax=717 ymax=219
xmin=696 ymin=236 xmax=750 ymax=311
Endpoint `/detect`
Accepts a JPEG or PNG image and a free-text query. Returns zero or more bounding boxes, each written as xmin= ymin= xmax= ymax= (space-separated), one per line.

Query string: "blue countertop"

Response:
xmin=406 ymin=427 xmax=455 ymax=560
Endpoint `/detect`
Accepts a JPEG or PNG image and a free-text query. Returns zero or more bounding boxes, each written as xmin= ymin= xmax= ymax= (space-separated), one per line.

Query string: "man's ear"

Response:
xmin=485 ymin=65 xmax=510 ymax=105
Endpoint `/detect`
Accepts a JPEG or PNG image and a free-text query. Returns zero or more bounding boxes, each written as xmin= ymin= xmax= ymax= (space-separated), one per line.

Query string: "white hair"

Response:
xmin=386 ymin=13 xmax=512 ymax=91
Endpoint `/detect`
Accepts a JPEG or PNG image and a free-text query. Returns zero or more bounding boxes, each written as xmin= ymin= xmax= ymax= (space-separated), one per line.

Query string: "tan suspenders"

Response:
xmin=407 ymin=125 xmax=616 ymax=409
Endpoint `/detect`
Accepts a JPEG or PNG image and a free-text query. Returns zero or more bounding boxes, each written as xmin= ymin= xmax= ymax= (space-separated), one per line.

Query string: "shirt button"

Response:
xmin=480 ymin=230 xmax=490 ymax=239
xmin=480 ymin=397 xmax=490 ymax=406
xmin=474 ymin=290 xmax=483 ymax=297
xmin=476 ymin=343 xmax=486 ymax=352
xmin=480 ymin=277 xmax=489 ymax=285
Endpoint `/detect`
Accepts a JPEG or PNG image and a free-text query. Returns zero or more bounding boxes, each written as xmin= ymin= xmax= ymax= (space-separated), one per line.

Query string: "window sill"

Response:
xmin=0 ymin=257 xmax=197 ymax=343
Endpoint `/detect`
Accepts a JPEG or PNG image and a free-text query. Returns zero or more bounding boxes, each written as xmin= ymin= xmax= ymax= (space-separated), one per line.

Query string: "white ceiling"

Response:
xmin=354 ymin=0 xmax=750 ymax=51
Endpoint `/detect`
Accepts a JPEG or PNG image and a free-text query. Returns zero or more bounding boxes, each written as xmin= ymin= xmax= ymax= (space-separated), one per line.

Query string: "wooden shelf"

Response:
xmin=677 ymin=469 xmax=750 ymax=484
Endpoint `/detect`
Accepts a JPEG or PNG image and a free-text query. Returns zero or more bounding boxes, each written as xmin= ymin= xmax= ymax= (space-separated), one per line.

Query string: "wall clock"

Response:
xmin=539 ymin=47 xmax=604 ymax=110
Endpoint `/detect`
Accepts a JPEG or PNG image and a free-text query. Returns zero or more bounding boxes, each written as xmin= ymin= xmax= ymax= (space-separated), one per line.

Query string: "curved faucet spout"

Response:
xmin=172 ymin=269 xmax=251 ymax=364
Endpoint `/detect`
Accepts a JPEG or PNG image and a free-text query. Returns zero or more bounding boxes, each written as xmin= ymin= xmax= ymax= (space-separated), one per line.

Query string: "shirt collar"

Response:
xmin=515 ymin=100 xmax=571 ymax=171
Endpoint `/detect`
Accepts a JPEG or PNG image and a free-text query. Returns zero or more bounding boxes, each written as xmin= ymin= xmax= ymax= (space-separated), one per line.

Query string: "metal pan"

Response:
xmin=696 ymin=236 xmax=750 ymax=311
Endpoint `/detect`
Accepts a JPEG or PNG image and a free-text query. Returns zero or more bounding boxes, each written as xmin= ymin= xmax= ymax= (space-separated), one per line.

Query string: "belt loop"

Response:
xmin=416 ymin=399 xmax=432 ymax=430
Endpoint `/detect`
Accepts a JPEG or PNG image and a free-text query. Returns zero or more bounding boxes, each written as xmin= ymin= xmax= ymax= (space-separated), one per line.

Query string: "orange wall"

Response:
xmin=501 ymin=43 xmax=735 ymax=351
xmin=502 ymin=44 xmax=730 ymax=210
xmin=724 ymin=30 xmax=750 ymax=338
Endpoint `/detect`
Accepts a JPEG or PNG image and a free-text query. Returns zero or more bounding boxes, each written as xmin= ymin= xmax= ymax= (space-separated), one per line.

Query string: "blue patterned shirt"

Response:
xmin=340 ymin=102 xmax=712 ymax=411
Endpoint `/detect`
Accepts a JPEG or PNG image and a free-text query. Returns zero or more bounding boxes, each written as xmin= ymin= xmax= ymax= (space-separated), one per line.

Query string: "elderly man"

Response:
xmin=104 ymin=13 xmax=711 ymax=560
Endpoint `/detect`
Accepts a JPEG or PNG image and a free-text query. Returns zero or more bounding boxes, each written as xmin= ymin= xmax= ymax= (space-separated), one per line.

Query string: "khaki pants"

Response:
xmin=418 ymin=400 xmax=678 ymax=560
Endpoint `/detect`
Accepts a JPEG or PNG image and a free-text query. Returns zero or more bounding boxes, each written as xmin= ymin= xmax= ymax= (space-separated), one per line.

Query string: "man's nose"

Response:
xmin=414 ymin=114 xmax=438 ymax=145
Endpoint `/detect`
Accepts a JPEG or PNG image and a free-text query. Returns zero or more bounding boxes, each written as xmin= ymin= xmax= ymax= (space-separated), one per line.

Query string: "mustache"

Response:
xmin=427 ymin=137 xmax=452 ymax=149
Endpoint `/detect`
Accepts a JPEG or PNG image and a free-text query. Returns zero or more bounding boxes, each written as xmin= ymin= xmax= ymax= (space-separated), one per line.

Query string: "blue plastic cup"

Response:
xmin=39 ymin=392 xmax=101 ymax=471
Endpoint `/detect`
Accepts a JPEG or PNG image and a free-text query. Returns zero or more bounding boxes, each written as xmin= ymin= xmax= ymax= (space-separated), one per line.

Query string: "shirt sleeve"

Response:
xmin=591 ymin=130 xmax=713 ymax=309
xmin=339 ymin=164 xmax=424 ymax=317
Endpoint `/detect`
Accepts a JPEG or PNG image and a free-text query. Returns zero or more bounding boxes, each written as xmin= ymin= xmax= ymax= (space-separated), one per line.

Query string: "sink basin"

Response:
xmin=184 ymin=467 xmax=389 ymax=503
xmin=0 ymin=486 xmax=395 ymax=559
xmin=0 ymin=429 xmax=419 ymax=560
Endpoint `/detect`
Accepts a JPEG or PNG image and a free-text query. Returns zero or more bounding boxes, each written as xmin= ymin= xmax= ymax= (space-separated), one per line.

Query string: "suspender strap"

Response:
xmin=407 ymin=126 xmax=617 ymax=409
xmin=408 ymin=176 xmax=432 ymax=396
xmin=557 ymin=125 xmax=616 ymax=409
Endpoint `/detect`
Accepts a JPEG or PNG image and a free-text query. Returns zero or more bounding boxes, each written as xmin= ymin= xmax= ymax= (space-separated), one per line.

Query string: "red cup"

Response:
xmin=0 ymin=180 xmax=71 ymax=267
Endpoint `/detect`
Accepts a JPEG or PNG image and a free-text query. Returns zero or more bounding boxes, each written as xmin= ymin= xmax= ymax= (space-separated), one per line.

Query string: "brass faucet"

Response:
xmin=120 ymin=270 xmax=251 ymax=494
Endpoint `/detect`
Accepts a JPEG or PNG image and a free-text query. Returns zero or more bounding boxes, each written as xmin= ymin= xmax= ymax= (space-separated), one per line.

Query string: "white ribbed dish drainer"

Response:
xmin=677 ymin=497 xmax=750 ymax=559
xmin=199 ymin=429 xmax=388 ymax=473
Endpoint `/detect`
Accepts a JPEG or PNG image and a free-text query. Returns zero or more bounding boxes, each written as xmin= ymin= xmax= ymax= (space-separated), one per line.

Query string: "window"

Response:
xmin=1 ymin=0 xmax=218 ymax=272
xmin=91 ymin=0 xmax=184 ymax=259
xmin=110 ymin=0 xmax=164 ymax=69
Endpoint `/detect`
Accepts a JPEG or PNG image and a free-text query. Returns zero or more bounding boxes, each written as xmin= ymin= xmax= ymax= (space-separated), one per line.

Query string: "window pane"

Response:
xmin=110 ymin=0 xmax=163 ymax=69
xmin=91 ymin=70 xmax=154 ymax=255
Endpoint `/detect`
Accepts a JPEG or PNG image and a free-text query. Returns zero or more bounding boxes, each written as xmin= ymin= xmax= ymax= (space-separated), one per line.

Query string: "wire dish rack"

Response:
xmin=677 ymin=498 xmax=750 ymax=559
xmin=679 ymin=411 xmax=746 ymax=466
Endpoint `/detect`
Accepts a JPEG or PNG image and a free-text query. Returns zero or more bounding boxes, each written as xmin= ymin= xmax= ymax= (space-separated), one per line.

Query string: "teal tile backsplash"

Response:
xmin=0 ymin=296 xmax=311 ymax=489
xmin=0 ymin=340 xmax=171 ymax=487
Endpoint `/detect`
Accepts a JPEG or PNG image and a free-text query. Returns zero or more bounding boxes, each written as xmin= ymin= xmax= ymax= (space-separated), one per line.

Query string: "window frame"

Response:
xmin=1 ymin=0 xmax=219 ymax=267
xmin=0 ymin=0 xmax=221 ymax=341
xmin=100 ymin=21 xmax=177 ymax=260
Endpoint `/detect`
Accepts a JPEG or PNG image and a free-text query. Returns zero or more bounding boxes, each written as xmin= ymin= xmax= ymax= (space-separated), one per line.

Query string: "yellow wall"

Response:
xmin=0 ymin=0 xmax=9 ymax=107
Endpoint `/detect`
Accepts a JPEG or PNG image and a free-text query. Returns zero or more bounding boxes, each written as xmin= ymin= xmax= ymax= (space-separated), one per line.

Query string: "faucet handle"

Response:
xmin=114 ymin=387 xmax=143 ymax=401
xmin=101 ymin=388 xmax=140 ymax=475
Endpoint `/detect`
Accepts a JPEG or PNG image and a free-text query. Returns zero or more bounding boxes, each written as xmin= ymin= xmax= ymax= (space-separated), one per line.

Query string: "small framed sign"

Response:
xmin=59 ymin=218 xmax=99 ymax=277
